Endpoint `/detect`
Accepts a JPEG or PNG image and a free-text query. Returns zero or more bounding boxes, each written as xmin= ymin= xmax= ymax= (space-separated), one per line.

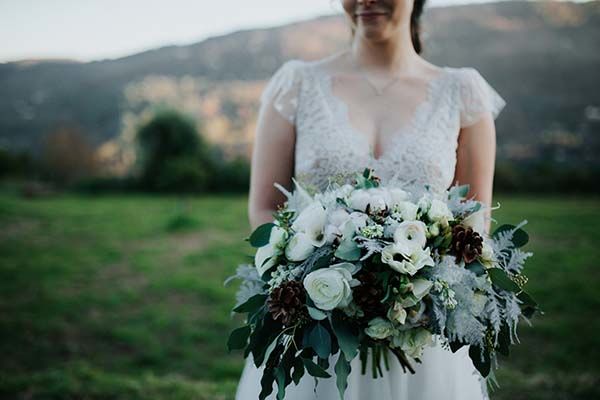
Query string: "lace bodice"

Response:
xmin=259 ymin=55 xmax=506 ymax=196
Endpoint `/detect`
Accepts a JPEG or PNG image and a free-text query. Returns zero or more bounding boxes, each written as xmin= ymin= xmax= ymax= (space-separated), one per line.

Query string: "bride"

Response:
xmin=236 ymin=0 xmax=505 ymax=398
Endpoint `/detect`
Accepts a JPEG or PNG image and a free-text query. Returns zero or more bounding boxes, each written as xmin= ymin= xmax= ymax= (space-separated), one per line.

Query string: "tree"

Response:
xmin=41 ymin=124 xmax=99 ymax=186
xmin=136 ymin=109 xmax=215 ymax=192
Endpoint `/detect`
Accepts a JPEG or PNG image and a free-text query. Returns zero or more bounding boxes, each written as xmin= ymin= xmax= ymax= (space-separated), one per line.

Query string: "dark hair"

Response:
xmin=348 ymin=0 xmax=427 ymax=54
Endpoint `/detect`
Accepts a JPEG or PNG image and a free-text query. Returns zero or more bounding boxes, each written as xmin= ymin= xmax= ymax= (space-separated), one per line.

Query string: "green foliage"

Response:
xmin=248 ymin=223 xmax=275 ymax=247
xmin=136 ymin=109 xmax=216 ymax=193
xmin=488 ymin=268 xmax=522 ymax=292
xmin=305 ymin=322 xmax=332 ymax=359
xmin=0 ymin=190 xmax=599 ymax=399
xmin=301 ymin=358 xmax=331 ymax=378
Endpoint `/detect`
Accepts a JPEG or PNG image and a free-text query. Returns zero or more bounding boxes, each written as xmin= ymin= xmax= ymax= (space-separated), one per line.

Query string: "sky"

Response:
xmin=0 ymin=0 xmax=571 ymax=63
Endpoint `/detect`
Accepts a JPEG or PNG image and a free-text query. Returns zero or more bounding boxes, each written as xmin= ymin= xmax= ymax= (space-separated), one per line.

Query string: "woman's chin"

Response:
xmin=357 ymin=27 xmax=388 ymax=41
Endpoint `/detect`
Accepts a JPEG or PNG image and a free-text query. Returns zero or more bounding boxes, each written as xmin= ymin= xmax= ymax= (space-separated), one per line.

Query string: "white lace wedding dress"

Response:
xmin=235 ymin=51 xmax=506 ymax=400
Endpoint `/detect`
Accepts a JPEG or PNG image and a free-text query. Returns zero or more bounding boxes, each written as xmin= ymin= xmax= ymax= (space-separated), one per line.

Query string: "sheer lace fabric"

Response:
xmin=259 ymin=57 xmax=505 ymax=197
xmin=236 ymin=56 xmax=506 ymax=400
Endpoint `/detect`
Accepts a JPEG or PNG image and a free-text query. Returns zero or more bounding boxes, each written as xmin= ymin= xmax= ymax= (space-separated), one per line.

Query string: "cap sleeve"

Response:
xmin=260 ymin=59 xmax=303 ymax=125
xmin=458 ymin=67 xmax=507 ymax=128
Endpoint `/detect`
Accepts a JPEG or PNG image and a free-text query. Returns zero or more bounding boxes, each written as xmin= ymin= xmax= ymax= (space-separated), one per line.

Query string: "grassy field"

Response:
xmin=0 ymin=185 xmax=598 ymax=399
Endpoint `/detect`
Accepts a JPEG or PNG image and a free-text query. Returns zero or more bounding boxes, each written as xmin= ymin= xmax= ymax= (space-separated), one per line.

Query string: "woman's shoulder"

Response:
xmin=442 ymin=66 xmax=507 ymax=126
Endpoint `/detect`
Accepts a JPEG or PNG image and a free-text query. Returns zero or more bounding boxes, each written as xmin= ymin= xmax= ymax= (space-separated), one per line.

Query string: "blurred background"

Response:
xmin=0 ymin=0 xmax=598 ymax=399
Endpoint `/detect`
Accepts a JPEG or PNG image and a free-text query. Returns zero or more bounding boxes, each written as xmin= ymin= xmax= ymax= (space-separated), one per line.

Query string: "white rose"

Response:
xmin=393 ymin=221 xmax=428 ymax=253
xmin=387 ymin=302 xmax=407 ymax=325
xmin=303 ymin=263 xmax=357 ymax=310
xmin=292 ymin=202 xmax=327 ymax=247
xmin=365 ymin=317 xmax=395 ymax=339
xmin=396 ymin=201 xmax=419 ymax=221
xmin=285 ymin=232 xmax=315 ymax=261
xmin=381 ymin=244 xmax=434 ymax=275
xmin=391 ymin=328 xmax=432 ymax=358
xmin=427 ymin=199 xmax=454 ymax=224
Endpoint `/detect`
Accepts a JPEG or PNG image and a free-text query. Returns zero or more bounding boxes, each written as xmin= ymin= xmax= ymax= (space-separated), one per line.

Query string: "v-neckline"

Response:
xmin=314 ymin=64 xmax=452 ymax=161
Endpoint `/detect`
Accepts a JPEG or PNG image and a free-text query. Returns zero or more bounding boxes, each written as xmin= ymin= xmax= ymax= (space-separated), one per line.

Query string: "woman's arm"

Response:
xmin=248 ymin=100 xmax=296 ymax=231
xmin=452 ymin=112 xmax=497 ymax=235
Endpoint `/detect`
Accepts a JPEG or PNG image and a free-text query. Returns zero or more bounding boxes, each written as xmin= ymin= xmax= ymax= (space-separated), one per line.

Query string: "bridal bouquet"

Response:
xmin=226 ymin=169 xmax=538 ymax=400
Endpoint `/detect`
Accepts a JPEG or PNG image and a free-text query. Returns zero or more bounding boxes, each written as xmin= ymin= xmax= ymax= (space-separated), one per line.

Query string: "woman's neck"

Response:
xmin=349 ymin=27 xmax=420 ymax=75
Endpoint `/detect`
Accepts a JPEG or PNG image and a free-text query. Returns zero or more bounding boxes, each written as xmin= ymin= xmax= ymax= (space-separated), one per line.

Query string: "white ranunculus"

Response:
xmin=396 ymin=201 xmax=419 ymax=221
xmin=292 ymin=201 xmax=327 ymax=247
xmin=391 ymin=328 xmax=432 ymax=358
xmin=381 ymin=244 xmax=434 ymax=275
xmin=365 ymin=317 xmax=395 ymax=339
xmin=285 ymin=232 xmax=315 ymax=261
xmin=303 ymin=263 xmax=357 ymax=310
xmin=427 ymin=199 xmax=454 ymax=224
xmin=393 ymin=220 xmax=428 ymax=252
xmin=387 ymin=302 xmax=407 ymax=325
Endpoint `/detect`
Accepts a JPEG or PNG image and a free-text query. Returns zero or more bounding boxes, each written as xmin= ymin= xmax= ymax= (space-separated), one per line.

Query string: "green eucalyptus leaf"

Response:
xmin=249 ymin=223 xmax=275 ymax=247
xmin=335 ymin=237 xmax=361 ymax=261
xmin=517 ymin=291 xmax=538 ymax=307
xmin=307 ymin=322 xmax=332 ymax=359
xmin=292 ymin=357 xmax=305 ymax=385
xmin=302 ymin=357 xmax=332 ymax=378
xmin=487 ymin=268 xmax=521 ymax=293
xmin=492 ymin=224 xmax=529 ymax=247
xmin=233 ymin=294 xmax=268 ymax=313
xmin=259 ymin=368 xmax=275 ymax=400
xmin=227 ymin=325 xmax=251 ymax=351
xmin=466 ymin=261 xmax=486 ymax=276
xmin=457 ymin=184 xmax=470 ymax=197
xmin=497 ymin=323 xmax=510 ymax=356
xmin=335 ymin=352 xmax=351 ymax=400
xmin=449 ymin=340 xmax=464 ymax=353
xmin=331 ymin=312 xmax=360 ymax=360
xmin=275 ymin=367 xmax=286 ymax=400
xmin=468 ymin=345 xmax=491 ymax=377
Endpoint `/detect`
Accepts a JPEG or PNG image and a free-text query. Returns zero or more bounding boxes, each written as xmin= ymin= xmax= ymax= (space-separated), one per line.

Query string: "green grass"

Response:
xmin=0 ymin=186 xmax=598 ymax=399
